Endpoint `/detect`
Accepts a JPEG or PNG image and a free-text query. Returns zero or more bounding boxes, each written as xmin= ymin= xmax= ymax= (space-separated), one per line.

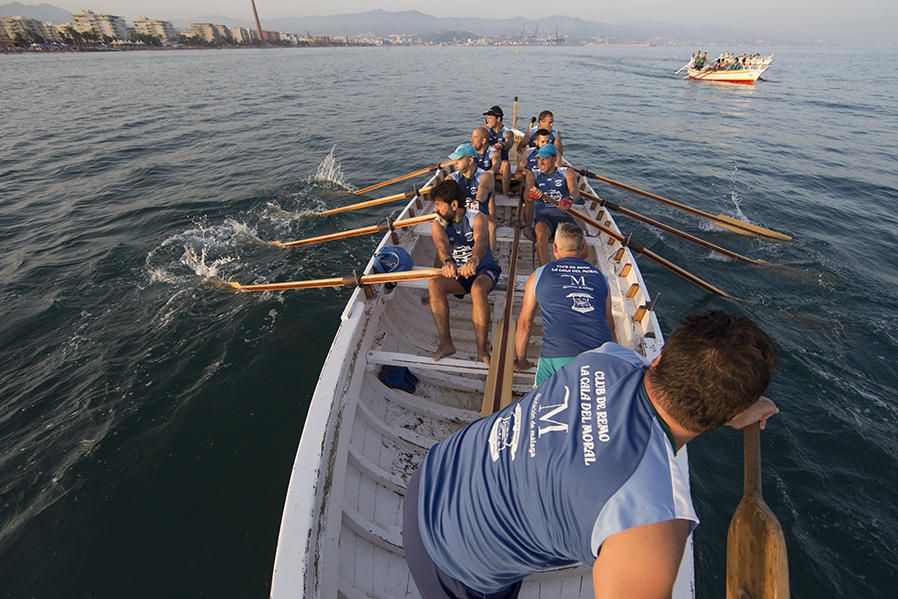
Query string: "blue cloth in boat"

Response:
xmin=450 ymin=169 xmax=491 ymax=215
xmin=373 ymin=245 xmax=413 ymax=290
xmin=415 ymin=344 xmax=699 ymax=594
xmin=533 ymin=257 xmax=613 ymax=359
xmin=378 ymin=365 xmax=418 ymax=394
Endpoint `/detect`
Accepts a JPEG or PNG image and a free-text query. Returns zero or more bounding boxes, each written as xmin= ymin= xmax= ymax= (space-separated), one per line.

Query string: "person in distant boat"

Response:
xmin=427 ymin=178 xmax=501 ymax=366
xmin=483 ymin=105 xmax=515 ymax=199
xmin=403 ymin=310 xmax=780 ymax=599
xmin=514 ymin=223 xmax=617 ymax=385
xmin=448 ymin=142 xmax=497 ymax=250
xmin=470 ymin=127 xmax=495 ymax=173
xmin=524 ymin=110 xmax=564 ymax=167
xmin=523 ymin=143 xmax=580 ymax=265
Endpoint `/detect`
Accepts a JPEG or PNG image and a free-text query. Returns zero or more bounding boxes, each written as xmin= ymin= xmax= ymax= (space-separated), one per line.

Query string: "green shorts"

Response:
xmin=535 ymin=356 xmax=576 ymax=386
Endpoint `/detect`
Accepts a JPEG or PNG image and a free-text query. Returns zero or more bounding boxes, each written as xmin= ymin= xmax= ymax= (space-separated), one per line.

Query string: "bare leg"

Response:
xmin=429 ymin=277 xmax=464 ymax=360
xmin=471 ymin=275 xmax=494 ymax=365
xmin=535 ymin=222 xmax=553 ymax=265
xmin=487 ymin=215 xmax=497 ymax=252
xmin=500 ymin=160 xmax=512 ymax=196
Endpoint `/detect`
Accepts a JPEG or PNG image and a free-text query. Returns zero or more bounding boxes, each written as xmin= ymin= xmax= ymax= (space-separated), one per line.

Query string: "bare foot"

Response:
xmin=478 ymin=352 xmax=492 ymax=367
xmin=433 ymin=343 xmax=456 ymax=361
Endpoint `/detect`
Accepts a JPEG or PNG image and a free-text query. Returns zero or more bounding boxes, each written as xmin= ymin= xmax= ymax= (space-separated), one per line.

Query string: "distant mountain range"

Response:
xmin=1 ymin=3 xmax=775 ymax=44
xmin=0 ymin=1 xmax=70 ymax=22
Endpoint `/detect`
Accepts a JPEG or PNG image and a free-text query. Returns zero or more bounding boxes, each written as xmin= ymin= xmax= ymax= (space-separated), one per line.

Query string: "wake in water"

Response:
xmin=310 ymin=145 xmax=354 ymax=191
xmin=699 ymin=156 xmax=751 ymax=234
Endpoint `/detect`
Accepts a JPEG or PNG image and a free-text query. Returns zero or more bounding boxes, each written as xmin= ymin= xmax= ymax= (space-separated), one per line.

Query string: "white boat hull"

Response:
xmin=270 ymin=159 xmax=696 ymax=598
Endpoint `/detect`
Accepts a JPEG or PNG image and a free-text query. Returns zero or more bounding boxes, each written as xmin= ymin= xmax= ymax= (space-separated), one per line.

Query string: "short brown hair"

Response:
xmin=431 ymin=178 xmax=463 ymax=207
xmin=538 ymin=110 xmax=554 ymax=121
xmin=652 ymin=311 xmax=777 ymax=432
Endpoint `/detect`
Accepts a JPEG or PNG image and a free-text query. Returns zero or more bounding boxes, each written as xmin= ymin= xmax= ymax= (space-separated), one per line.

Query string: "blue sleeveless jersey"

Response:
xmin=529 ymin=128 xmax=557 ymax=147
xmin=487 ymin=125 xmax=510 ymax=161
xmin=418 ymin=344 xmax=698 ymax=593
xmin=476 ymin=148 xmax=493 ymax=172
xmin=534 ymin=258 xmax=613 ymax=358
xmin=450 ymin=169 xmax=491 ymax=215
xmin=533 ymin=167 xmax=572 ymax=218
xmin=523 ymin=147 xmax=539 ymax=172
xmin=444 ymin=211 xmax=497 ymax=268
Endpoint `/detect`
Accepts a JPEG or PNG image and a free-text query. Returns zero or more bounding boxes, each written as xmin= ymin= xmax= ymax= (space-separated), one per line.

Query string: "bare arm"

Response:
xmin=524 ymin=170 xmax=536 ymax=204
xmin=555 ymin=130 xmax=564 ymax=167
xmin=605 ymin=290 xmax=617 ymax=343
xmin=565 ymin=167 xmax=580 ymax=202
xmin=478 ymin=171 xmax=495 ymax=207
xmin=593 ymin=519 xmax=690 ymax=599
xmin=431 ymin=220 xmax=457 ymax=278
xmin=514 ymin=273 xmax=538 ymax=368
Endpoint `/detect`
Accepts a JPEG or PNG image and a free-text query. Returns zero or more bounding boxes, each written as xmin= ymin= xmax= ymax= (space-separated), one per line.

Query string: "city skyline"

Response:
xmin=15 ymin=0 xmax=898 ymax=44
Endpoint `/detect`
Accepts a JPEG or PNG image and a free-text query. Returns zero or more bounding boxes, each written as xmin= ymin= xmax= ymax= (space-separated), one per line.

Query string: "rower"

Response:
xmin=427 ymin=178 xmax=501 ymax=366
xmin=525 ymin=110 xmax=564 ymax=167
xmin=514 ymin=223 xmax=617 ymax=385
xmin=448 ymin=142 xmax=497 ymax=251
xmin=523 ymin=143 xmax=580 ymax=265
xmin=516 ymin=127 xmax=550 ymax=175
xmin=470 ymin=127 xmax=495 ymax=173
xmin=403 ymin=310 xmax=780 ymax=599
xmin=482 ymin=105 xmax=515 ymax=199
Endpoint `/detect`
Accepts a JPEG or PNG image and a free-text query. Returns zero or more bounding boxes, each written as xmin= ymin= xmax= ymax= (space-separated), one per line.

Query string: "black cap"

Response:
xmin=482 ymin=105 xmax=504 ymax=118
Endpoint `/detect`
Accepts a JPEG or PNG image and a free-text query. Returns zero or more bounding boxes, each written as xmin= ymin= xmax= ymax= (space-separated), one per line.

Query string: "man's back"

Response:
xmin=416 ymin=345 xmax=698 ymax=594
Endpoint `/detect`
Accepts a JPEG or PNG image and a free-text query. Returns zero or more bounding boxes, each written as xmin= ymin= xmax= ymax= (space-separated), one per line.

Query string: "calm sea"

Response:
xmin=2 ymin=46 xmax=897 ymax=597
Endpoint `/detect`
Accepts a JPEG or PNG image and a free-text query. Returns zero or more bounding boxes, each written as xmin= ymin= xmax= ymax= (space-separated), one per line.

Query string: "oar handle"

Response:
xmin=743 ymin=422 xmax=763 ymax=499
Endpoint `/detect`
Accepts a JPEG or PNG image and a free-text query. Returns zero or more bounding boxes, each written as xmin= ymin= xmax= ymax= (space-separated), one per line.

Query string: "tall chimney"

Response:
xmin=250 ymin=0 xmax=263 ymax=40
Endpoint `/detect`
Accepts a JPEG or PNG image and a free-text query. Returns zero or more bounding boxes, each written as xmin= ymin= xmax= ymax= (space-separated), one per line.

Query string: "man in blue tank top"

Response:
xmin=523 ymin=110 xmax=564 ymax=168
xmin=448 ymin=142 xmax=497 ymax=251
xmin=516 ymin=128 xmax=550 ymax=175
xmin=483 ymin=105 xmax=515 ymax=199
xmin=523 ymin=143 xmax=580 ymax=265
xmin=403 ymin=310 xmax=780 ymax=599
xmin=515 ymin=223 xmax=617 ymax=385
xmin=428 ymin=179 xmax=501 ymax=366
xmin=470 ymin=127 xmax=495 ymax=173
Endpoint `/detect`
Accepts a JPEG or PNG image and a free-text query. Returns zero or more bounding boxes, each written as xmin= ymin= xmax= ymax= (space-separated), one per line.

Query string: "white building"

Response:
xmin=229 ymin=27 xmax=258 ymax=45
xmin=133 ymin=17 xmax=177 ymax=44
xmin=73 ymin=10 xmax=130 ymax=41
xmin=0 ymin=16 xmax=54 ymax=42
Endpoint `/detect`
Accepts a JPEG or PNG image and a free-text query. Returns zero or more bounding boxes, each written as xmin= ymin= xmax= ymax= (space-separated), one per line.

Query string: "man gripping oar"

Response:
xmin=403 ymin=311 xmax=780 ymax=599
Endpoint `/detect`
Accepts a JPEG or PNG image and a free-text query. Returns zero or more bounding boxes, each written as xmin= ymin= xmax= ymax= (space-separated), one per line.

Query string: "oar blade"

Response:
xmin=726 ymin=498 xmax=790 ymax=598
xmin=715 ymin=214 xmax=793 ymax=242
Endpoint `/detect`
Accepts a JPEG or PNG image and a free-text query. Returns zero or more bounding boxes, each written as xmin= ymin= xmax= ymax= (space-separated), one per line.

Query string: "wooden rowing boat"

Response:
xmin=269 ymin=140 xmax=697 ymax=598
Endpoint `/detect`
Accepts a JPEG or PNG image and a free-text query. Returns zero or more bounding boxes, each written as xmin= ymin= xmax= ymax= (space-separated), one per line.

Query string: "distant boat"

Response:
xmin=684 ymin=54 xmax=773 ymax=84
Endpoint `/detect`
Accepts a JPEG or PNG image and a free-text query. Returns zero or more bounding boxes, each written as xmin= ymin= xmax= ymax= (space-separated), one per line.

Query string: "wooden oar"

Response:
xmin=275 ymin=214 xmax=435 ymax=248
xmin=320 ymin=185 xmax=435 ymax=217
xmin=580 ymin=190 xmax=768 ymax=266
xmin=481 ymin=199 xmax=524 ymax=416
xmin=726 ymin=423 xmax=790 ymax=598
xmin=353 ymin=162 xmax=448 ymax=196
xmin=512 ymin=96 xmax=519 ymax=130
xmin=228 ymin=268 xmax=443 ymax=293
xmin=572 ymin=167 xmax=792 ymax=242
xmin=543 ymin=196 xmax=732 ymax=298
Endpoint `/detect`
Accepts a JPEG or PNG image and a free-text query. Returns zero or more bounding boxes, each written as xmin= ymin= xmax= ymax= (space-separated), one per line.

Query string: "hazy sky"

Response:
xmin=46 ymin=0 xmax=897 ymax=41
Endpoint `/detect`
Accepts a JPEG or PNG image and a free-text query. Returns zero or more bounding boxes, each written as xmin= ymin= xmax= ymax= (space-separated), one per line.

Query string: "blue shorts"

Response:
xmin=403 ymin=469 xmax=523 ymax=599
xmin=456 ymin=263 xmax=501 ymax=296
xmin=534 ymin=207 xmax=575 ymax=237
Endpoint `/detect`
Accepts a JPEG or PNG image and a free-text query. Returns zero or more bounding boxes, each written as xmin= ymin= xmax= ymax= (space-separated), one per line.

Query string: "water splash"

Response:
xmin=179 ymin=245 xmax=235 ymax=279
xmin=310 ymin=145 xmax=353 ymax=190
